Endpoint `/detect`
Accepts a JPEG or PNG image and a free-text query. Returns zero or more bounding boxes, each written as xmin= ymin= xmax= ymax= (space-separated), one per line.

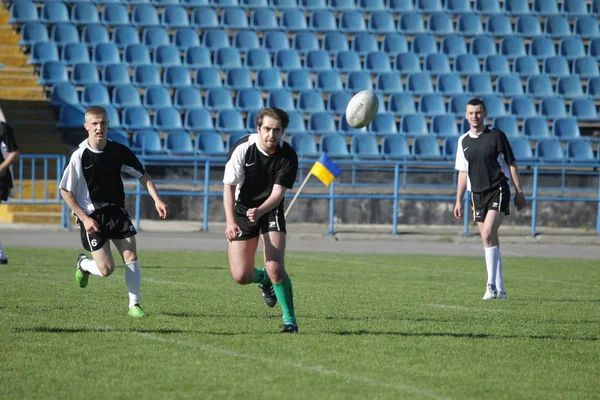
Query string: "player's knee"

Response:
xmin=230 ymin=270 xmax=253 ymax=285
xmin=122 ymin=252 xmax=137 ymax=264
xmin=97 ymin=262 xmax=115 ymax=277
xmin=265 ymin=262 xmax=286 ymax=283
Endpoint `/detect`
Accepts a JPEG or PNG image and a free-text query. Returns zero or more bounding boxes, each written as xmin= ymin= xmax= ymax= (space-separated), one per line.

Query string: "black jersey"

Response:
xmin=223 ymin=133 xmax=298 ymax=208
xmin=454 ymin=127 xmax=515 ymax=193
xmin=0 ymin=122 xmax=19 ymax=188
xmin=59 ymin=139 xmax=145 ymax=214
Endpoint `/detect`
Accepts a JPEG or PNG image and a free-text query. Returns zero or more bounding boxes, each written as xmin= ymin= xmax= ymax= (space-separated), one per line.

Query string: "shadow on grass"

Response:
xmin=330 ymin=330 xmax=599 ymax=341
xmin=140 ymin=265 xmax=227 ymax=270
xmin=14 ymin=327 xmax=188 ymax=334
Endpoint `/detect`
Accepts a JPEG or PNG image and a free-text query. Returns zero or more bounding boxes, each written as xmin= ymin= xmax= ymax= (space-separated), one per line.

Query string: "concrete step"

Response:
xmin=0 ymin=45 xmax=23 ymax=56
xmin=0 ymin=212 xmax=62 ymax=224
xmin=0 ymin=203 xmax=62 ymax=213
xmin=0 ymin=56 xmax=32 ymax=68
xmin=0 ymin=77 xmax=40 ymax=87
xmin=14 ymin=180 xmax=59 ymax=199
xmin=0 ymin=87 xmax=45 ymax=100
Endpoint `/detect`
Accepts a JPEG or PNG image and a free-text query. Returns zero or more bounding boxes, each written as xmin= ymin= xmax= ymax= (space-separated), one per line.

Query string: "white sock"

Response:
xmin=495 ymin=251 xmax=505 ymax=293
xmin=125 ymin=260 xmax=141 ymax=308
xmin=80 ymin=258 xmax=104 ymax=277
xmin=484 ymin=246 xmax=498 ymax=287
xmin=0 ymin=242 xmax=5 ymax=259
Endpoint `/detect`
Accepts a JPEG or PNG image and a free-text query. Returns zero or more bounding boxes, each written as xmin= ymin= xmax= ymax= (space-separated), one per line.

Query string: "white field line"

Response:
xmin=426 ymin=304 xmax=506 ymax=313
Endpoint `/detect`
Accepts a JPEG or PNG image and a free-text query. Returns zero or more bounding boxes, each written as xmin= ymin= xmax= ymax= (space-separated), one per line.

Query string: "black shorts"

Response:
xmin=0 ymin=180 xmax=10 ymax=202
xmin=78 ymin=206 xmax=137 ymax=252
xmin=233 ymin=202 xmax=287 ymax=240
xmin=471 ymin=182 xmax=510 ymax=222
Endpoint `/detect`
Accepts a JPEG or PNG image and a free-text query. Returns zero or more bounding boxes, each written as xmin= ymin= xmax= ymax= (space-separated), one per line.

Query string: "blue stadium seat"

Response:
xmin=523 ymin=116 xmax=551 ymax=139
xmin=224 ymin=68 xmax=252 ymax=90
xmin=413 ymin=136 xmax=443 ymax=160
xmin=562 ymin=0 xmax=589 ymax=16
xmin=493 ymin=115 xmax=520 ymax=137
xmin=471 ymin=36 xmax=497 ymax=58
xmin=213 ymin=0 xmax=241 ymax=7
xmin=570 ymin=98 xmax=599 ymax=120
xmin=107 ymin=130 xmax=130 ymax=147
xmin=184 ymin=108 xmax=215 ymax=133
xmin=203 ymin=29 xmax=231 ymax=50
xmin=192 ymin=6 xmax=219 ymax=28
xmin=71 ymin=2 xmax=100 ymax=25
xmin=142 ymin=27 xmax=170 ymax=50
xmin=352 ymin=33 xmax=379 ymax=55
xmin=339 ymin=10 xmax=367 ymax=33
xmin=164 ymin=131 xmax=194 ymax=155
xmin=481 ymin=95 xmax=507 ymax=117
xmin=509 ymin=96 xmax=537 ymax=118
xmin=411 ymin=34 xmax=438 ymax=55
xmin=61 ymin=43 xmax=90 ymax=66
xmin=395 ymin=52 xmax=421 ymax=74
xmin=132 ymin=129 xmax=166 ymax=154
xmin=292 ymin=32 xmax=319 ymax=53
xmin=415 ymin=0 xmax=443 ymax=12
xmin=328 ymin=0 xmax=354 ymax=10
xmin=322 ymin=32 xmax=349 ymax=55
xmin=205 ymin=87 xmax=235 ymax=110
xmin=250 ymin=8 xmax=278 ymax=30
xmin=365 ymin=51 xmax=392 ymax=73
xmin=496 ymin=75 xmax=524 ymax=96
xmin=574 ymin=16 xmax=600 ymax=38
xmin=589 ymin=38 xmax=600 ymax=58
xmin=286 ymin=111 xmax=307 ymax=134
xmin=194 ymin=67 xmax=222 ymax=89
xmin=586 ymin=77 xmax=600 ymax=99
xmin=101 ymin=4 xmax=130 ymax=26
xmin=559 ymin=38 xmax=586 ymax=60
xmin=280 ymin=9 xmax=308 ymax=32
xmin=290 ymin=133 xmax=319 ymax=158
xmin=400 ymin=114 xmax=428 ymax=136
xmin=267 ymin=89 xmax=295 ymax=111
xmin=592 ymin=0 xmax=600 ymax=16
xmin=419 ymin=94 xmax=446 ymax=115
xmin=526 ymin=75 xmax=554 ymax=97
xmin=387 ymin=0 xmax=414 ymax=11
xmin=500 ymin=37 xmax=526 ymax=59
xmin=448 ymin=94 xmax=470 ymax=116
xmin=112 ymin=84 xmax=142 ymax=108
xmin=154 ymin=45 xmax=182 ymax=67
xmin=467 ymin=74 xmax=494 ymax=95
xmin=376 ymin=72 xmax=403 ymax=94
xmin=196 ymin=132 xmax=227 ymax=156
xmin=446 ymin=0 xmax=472 ymax=13
xmin=132 ymin=5 xmax=160 ymax=27
xmin=123 ymin=107 xmax=152 ymax=131
xmin=509 ymin=137 xmax=536 ymax=162
xmin=514 ymin=55 xmax=541 ymax=77
xmin=515 ymin=15 xmax=542 ymax=36
xmin=81 ymin=83 xmax=110 ymax=107
xmin=245 ymin=111 xmax=259 ymax=132
xmin=274 ymin=49 xmax=302 ymax=71
xmin=505 ymin=0 xmax=530 ymax=15
xmin=315 ymin=70 xmax=343 ymax=92
xmin=536 ymin=139 xmax=565 ymax=163
xmin=305 ymin=49 xmax=332 ymax=71
xmin=309 ymin=10 xmax=337 ymax=32
xmin=351 ymin=135 xmax=383 ymax=160
xmin=457 ymin=14 xmax=483 ymax=36
xmin=388 ymin=93 xmax=416 ymax=115
xmin=221 ymin=7 xmax=249 ymax=29
xmin=104 ymin=105 xmax=122 ymax=130
xmin=436 ymin=73 xmax=464 ymax=95
xmin=424 ymin=53 xmax=450 ymax=74
xmin=530 ymin=36 xmax=556 ymax=59
xmin=113 ymin=26 xmax=141 ymax=50
xmin=9 ymin=1 xmax=39 ymax=24
xmin=442 ymin=136 xmax=459 ymax=160
xmin=346 ymin=71 xmax=373 ymax=92
xmin=545 ymin=16 xmax=572 ymax=38
xmin=553 ymin=117 xmax=581 ymax=139
xmin=357 ymin=0 xmax=385 ymax=11
xmin=174 ymin=28 xmax=201 ymax=51
xmin=154 ymin=107 xmax=185 ymax=132
xmin=427 ymin=12 xmax=454 ymax=35
xmin=72 ymin=63 xmax=100 ymax=86
xmin=263 ymin=31 xmax=290 ymax=52
xmin=382 ymin=135 xmax=412 ymax=160
xmin=431 ymin=115 xmax=459 ymax=137
xmin=19 ymin=22 xmax=48 ymax=47
xmin=301 ymin=0 xmax=328 ymax=11
xmin=216 ymin=109 xmax=247 ymax=134
xmin=143 ymin=86 xmax=173 ymax=110
xmin=92 ymin=43 xmax=120 ymax=67
xmin=29 ymin=42 xmax=58 ymax=65
xmin=49 ymin=82 xmax=79 ymax=108
xmin=381 ymin=33 xmax=409 ymax=56
xmin=244 ymin=48 xmax=272 ymax=70
xmin=368 ymin=11 xmax=396 ymax=33
xmin=57 ymin=104 xmax=86 ymax=129
xmin=534 ymin=0 xmax=559 ymax=15
xmin=485 ymin=14 xmax=512 ymax=36
xmin=162 ymin=5 xmax=189 ymax=28
xmin=334 ymin=50 xmax=362 ymax=72
xmin=556 ymin=76 xmax=584 ymax=99
xmin=454 ymin=53 xmax=481 ymax=74
xmin=308 ymin=112 xmax=336 ymax=134
xmin=476 ymin=0 xmax=502 ymax=14
xmin=256 ymin=69 xmax=283 ymax=90
xmin=124 ymin=44 xmax=152 ymax=67
xmin=398 ymin=12 xmax=425 ymax=34
xmin=320 ymin=133 xmax=351 ymax=158
xmin=298 ymin=90 xmax=326 ymax=113
xmin=407 ymin=72 xmax=434 ymax=95
xmin=214 ymin=48 xmax=242 ymax=70
xmin=566 ymin=140 xmax=595 ymax=163
xmin=173 ymin=87 xmax=203 ymax=110
xmin=540 ymin=97 xmax=567 ymax=119
xmin=133 ymin=64 xmax=161 ymax=87
xmin=484 ymin=55 xmax=510 ymax=76
xmin=368 ymin=113 xmax=398 ymax=135
xmin=543 ymin=56 xmax=570 ymax=77
xmin=327 ymin=91 xmax=352 ymax=113
xmin=41 ymin=1 xmax=69 ymax=24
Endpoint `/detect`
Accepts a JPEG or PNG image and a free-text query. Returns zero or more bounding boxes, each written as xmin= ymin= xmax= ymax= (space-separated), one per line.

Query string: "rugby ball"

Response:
xmin=345 ymin=90 xmax=379 ymax=129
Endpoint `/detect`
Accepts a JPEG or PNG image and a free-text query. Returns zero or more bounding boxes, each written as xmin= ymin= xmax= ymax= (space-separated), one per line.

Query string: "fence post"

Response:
xmin=202 ymin=159 xmax=210 ymax=232
xmin=326 ymin=181 xmax=335 ymax=236
xmin=135 ymin=179 xmax=142 ymax=230
xmin=530 ymin=165 xmax=539 ymax=237
xmin=462 ymin=191 xmax=470 ymax=236
xmin=392 ymin=163 xmax=399 ymax=235
xmin=597 ymin=170 xmax=600 ymax=235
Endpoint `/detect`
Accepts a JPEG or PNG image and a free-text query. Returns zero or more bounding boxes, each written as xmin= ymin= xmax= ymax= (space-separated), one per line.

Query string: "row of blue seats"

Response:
xmin=107 ymin=129 xmax=600 ymax=164
xmin=56 ymin=100 xmax=591 ymax=139
xmin=10 ymin=2 xmax=600 ymax=37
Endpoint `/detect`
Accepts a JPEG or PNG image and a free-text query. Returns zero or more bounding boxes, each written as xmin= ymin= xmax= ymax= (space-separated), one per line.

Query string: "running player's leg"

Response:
xmin=228 ymin=236 xmax=262 ymax=284
xmin=113 ymin=236 xmax=144 ymax=316
xmin=0 ymin=190 xmax=8 ymax=263
xmin=477 ymin=210 xmax=504 ymax=299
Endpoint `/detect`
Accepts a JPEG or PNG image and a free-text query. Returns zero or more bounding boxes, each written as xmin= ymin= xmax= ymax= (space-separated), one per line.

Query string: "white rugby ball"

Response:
xmin=345 ymin=90 xmax=379 ymax=129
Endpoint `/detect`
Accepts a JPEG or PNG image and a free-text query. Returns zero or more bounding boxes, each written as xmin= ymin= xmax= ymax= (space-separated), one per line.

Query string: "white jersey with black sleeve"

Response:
xmin=59 ymin=139 xmax=145 ymax=214
xmin=223 ymin=134 xmax=298 ymax=208
xmin=454 ymin=127 xmax=516 ymax=193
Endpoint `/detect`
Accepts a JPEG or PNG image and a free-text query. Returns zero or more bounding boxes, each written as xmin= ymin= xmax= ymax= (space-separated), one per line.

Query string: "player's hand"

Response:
xmin=453 ymin=201 xmax=463 ymax=220
xmin=514 ymin=192 xmax=527 ymax=211
xmin=155 ymin=200 xmax=169 ymax=219
xmin=82 ymin=216 xmax=100 ymax=233
xmin=246 ymin=207 xmax=262 ymax=223
xmin=225 ymin=223 xmax=241 ymax=242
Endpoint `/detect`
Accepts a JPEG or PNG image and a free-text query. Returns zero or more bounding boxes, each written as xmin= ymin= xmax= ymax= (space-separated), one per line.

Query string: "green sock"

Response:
xmin=273 ymin=275 xmax=296 ymax=326
xmin=252 ymin=268 xmax=271 ymax=286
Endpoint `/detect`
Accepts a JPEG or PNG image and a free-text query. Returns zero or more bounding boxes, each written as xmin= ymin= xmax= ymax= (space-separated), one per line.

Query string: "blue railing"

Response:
xmin=9 ymin=154 xmax=600 ymax=237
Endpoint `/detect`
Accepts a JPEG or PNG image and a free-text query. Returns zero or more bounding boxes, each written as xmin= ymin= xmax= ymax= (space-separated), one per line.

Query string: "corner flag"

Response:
xmin=309 ymin=153 xmax=342 ymax=187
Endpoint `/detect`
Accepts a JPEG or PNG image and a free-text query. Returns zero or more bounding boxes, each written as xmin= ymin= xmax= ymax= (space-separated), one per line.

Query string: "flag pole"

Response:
xmin=285 ymin=172 xmax=312 ymax=218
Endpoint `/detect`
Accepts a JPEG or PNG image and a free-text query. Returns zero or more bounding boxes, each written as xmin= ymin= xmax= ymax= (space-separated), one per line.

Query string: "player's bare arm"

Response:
xmin=454 ymin=171 xmax=468 ymax=220
xmin=223 ymin=184 xmax=241 ymax=241
xmin=138 ymin=173 xmax=168 ymax=219
xmin=246 ymin=184 xmax=287 ymax=223
xmin=59 ymin=188 xmax=100 ymax=233
xmin=0 ymin=149 xmax=19 ymax=173
xmin=509 ymin=163 xmax=527 ymax=211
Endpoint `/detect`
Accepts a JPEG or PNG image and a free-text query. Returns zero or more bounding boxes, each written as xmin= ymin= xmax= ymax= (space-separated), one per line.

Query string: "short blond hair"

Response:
xmin=85 ymin=106 xmax=107 ymax=120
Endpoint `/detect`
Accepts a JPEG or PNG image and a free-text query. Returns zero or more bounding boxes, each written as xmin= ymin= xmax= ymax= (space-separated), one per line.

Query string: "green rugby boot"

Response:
xmin=75 ymin=253 xmax=90 ymax=288
xmin=128 ymin=305 xmax=145 ymax=318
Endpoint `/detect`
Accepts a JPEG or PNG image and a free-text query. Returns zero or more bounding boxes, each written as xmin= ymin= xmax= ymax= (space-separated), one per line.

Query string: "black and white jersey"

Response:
xmin=60 ymin=139 xmax=145 ymax=214
xmin=0 ymin=122 xmax=19 ymax=188
xmin=223 ymin=134 xmax=298 ymax=208
xmin=454 ymin=127 xmax=515 ymax=193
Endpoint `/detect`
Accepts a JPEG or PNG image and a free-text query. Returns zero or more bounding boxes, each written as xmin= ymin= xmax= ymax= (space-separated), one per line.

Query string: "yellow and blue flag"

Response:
xmin=310 ymin=153 xmax=342 ymax=187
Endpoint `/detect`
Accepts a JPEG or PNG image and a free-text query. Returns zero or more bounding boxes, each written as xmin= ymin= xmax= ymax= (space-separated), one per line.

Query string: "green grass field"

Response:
xmin=0 ymin=247 xmax=598 ymax=400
